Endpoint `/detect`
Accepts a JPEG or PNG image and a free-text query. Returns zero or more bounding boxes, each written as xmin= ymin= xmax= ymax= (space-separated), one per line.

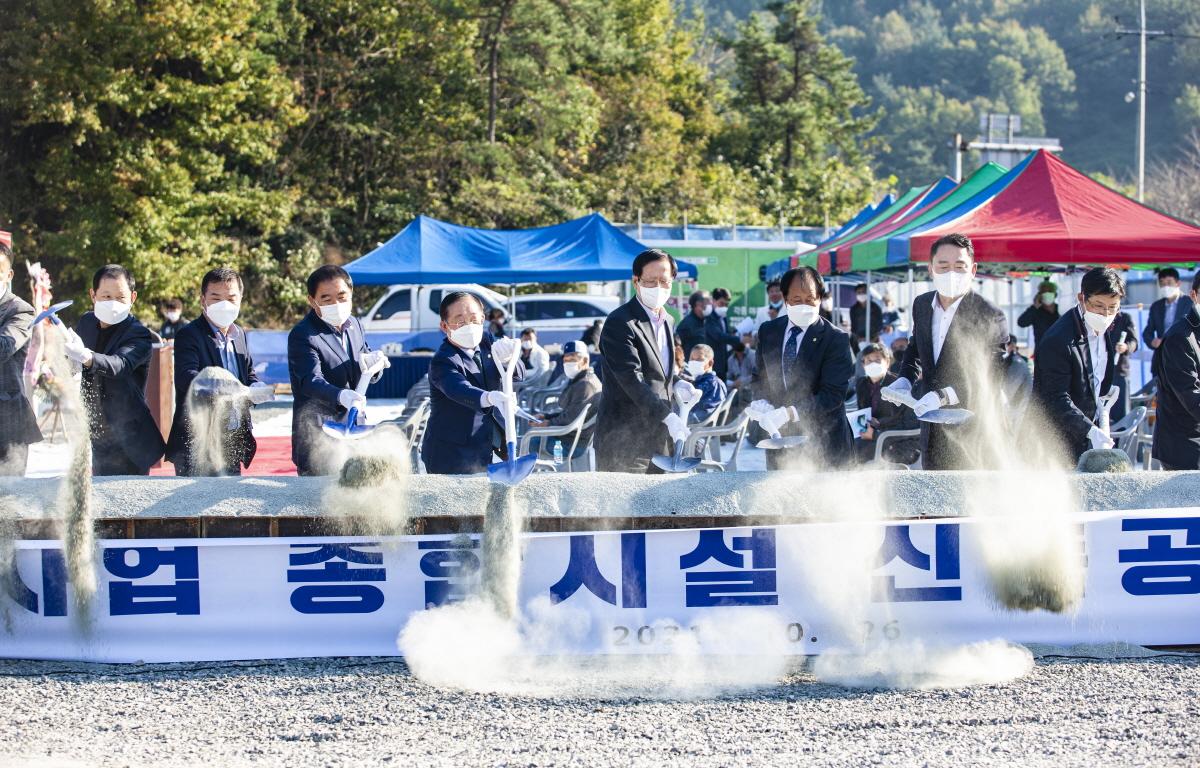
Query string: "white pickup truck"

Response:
xmin=361 ymin=284 xmax=618 ymax=334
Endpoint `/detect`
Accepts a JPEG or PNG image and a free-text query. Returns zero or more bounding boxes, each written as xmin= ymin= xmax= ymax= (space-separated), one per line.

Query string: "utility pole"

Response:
xmin=1116 ymin=1 xmax=1166 ymax=202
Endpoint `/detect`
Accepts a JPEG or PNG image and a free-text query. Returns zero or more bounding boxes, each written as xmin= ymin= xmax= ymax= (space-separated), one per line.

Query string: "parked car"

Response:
xmin=511 ymin=294 xmax=619 ymax=333
xmin=361 ymin=284 xmax=507 ymax=332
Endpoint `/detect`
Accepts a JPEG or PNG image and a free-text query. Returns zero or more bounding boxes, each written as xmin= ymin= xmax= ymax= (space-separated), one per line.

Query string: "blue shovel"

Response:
xmin=321 ymin=356 xmax=389 ymax=441
xmin=33 ymin=299 xmax=73 ymax=327
xmin=487 ymin=347 xmax=537 ymax=485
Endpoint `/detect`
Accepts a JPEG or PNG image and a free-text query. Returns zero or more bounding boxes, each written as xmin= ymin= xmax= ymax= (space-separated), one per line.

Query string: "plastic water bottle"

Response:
xmin=553 ymin=441 xmax=564 ymax=466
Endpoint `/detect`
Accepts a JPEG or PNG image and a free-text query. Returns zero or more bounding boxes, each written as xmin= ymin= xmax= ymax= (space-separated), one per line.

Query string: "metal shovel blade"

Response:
xmin=487 ymin=451 xmax=538 ymax=486
xmin=918 ymin=408 xmax=974 ymax=425
xmin=33 ymin=299 xmax=73 ymax=325
xmin=189 ymin=366 xmax=246 ymax=399
xmin=651 ymin=439 xmax=702 ymax=473
xmin=321 ymin=407 xmax=376 ymax=441
xmin=756 ymin=435 xmax=809 ymax=450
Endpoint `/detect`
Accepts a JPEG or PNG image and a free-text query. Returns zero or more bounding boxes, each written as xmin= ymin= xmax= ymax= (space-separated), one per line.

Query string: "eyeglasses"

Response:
xmin=637 ymin=278 xmax=672 ymax=290
xmin=445 ymin=316 xmax=483 ymax=330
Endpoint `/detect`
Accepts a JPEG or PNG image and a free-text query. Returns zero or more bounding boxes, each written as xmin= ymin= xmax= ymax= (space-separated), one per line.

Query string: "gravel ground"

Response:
xmin=1 ymin=654 xmax=1197 ymax=768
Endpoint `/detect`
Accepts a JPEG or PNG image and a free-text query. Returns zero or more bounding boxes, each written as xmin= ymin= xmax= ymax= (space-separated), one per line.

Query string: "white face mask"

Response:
xmin=1160 ymin=285 xmax=1181 ymax=301
xmin=205 ymin=300 xmax=239 ymax=329
xmin=449 ymin=322 xmax=483 ymax=349
xmin=164 ymin=311 xmax=181 ymax=323
xmin=714 ymin=305 xmax=727 ymax=318
xmin=638 ymin=285 xmax=671 ymax=312
xmin=856 ymin=295 xmax=867 ymax=304
xmin=820 ymin=298 xmax=833 ymax=311
xmin=0 ymin=282 xmax=10 ymax=297
xmin=686 ymin=360 xmax=708 ymax=377
xmin=318 ymin=301 xmax=352 ymax=328
xmin=786 ymin=303 xmax=820 ymax=329
xmin=701 ymin=304 xmax=713 ymax=317
xmin=864 ymin=361 xmax=888 ymax=380
xmin=931 ymin=269 xmax=972 ymax=299
xmin=769 ymin=299 xmax=783 ymax=309
xmin=521 ymin=340 xmax=533 ymax=350
xmin=1081 ymin=305 xmax=1116 ymax=335
xmin=95 ymin=300 xmax=131 ymax=325
xmin=1041 ymin=292 xmax=1056 ymax=305
xmin=563 ymin=362 xmax=583 ymax=379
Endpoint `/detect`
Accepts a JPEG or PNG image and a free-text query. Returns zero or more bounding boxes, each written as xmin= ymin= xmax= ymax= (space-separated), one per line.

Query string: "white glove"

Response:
xmin=746 ymin=399 xmax=776 ymax=419
xmin=485 ymin=389 xmax=518 ymax=422
xmin=673 ymin=379 xmax=702 ymax=409
xmin=247 ymin=382 xmax=275 ymax=404
xmin=880 ymin=377 xmax=914 ymax=406
xmin=663 ymin=412 xmax=690 ymax=442
xmin=360 ymin=350 xmax=390 ymax=373
xmin=62 ymin=329 xmax=93 ymax=366
xmin=491 ymin=337 xmax=519 ymax=365
xmin=912 ymin=391 xmax=945 ymax=417
xmin=758 ymin=406 xmax=797 ymax=436
xmin=337 ymin=389 xmax=366 ymax=413
xmin=1088 ymin=426 xmax=1115 ymax=450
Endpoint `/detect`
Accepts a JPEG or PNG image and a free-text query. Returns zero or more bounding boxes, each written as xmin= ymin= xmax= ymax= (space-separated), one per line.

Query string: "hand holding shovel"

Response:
xmin=652 ymin=381 xmax=703 ymax=473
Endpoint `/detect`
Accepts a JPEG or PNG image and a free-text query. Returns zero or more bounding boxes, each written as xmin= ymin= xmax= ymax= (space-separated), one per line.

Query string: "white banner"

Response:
xmin=2 ymin=509 xmax=1198 ymax=663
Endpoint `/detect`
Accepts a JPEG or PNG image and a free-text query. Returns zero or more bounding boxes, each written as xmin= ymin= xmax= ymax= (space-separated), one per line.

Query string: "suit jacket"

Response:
xmin=76 ymin=313 xmax=166 ymax=472
xmin=287 ymin=310 xmax=375 ymax=475
xmin=165 ymin=317 xmax=259 ymax=475
xmin=1152 ymin=306 xmax=1200 ymax=469
xmin=1143 ymin=295 xmax=1195 ymax=347
xmin=0 ymin=291 xmax=42 ymax=447
xmin=754 ymin=315 xmax=854 ymax=467
xmin=595 ymin=298 xmax=676 ymax=472
xmin=677 ymin=311 xmax=739 ymax=381
xmin=1016 ymin=304 xmax=1060 ymax=351
xmin=422 ymin=333 xmax=523 ymax=475
xmin=898 ymin=290 xmax=1008 ymax=470
xmin=1032 ymin=308 xmax=1116 ymax=464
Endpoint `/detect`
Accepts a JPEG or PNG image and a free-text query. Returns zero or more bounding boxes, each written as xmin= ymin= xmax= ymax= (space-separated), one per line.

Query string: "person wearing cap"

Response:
xmin=0 ymin=237 xmax=43 ymax=475
xmin=63 ymin=264 xmax=165 ymax=475
xmin=166 ymin=267 xmax=275 ymax=476
xmin=529 ymin=340 xmax=601 ymax=458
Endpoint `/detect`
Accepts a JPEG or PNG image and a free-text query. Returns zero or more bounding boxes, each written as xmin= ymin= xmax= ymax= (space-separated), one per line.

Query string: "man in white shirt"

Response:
xmin=754 ymin=279 xmax=785 ymax=331
xmin=882 ymin=233 xmax=1008 ymax=470
xmin=518 ymin=327 xmax=552 ymax=381
xmin=1032 ymin=268 xmax=1126 ymax=465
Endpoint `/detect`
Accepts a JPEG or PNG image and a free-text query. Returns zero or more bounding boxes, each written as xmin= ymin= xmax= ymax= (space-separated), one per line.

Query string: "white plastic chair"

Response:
xmin=683 ymin=412 xmax=750 ymax=472
xmin=518 ymin=404 xmax=592 ymax=473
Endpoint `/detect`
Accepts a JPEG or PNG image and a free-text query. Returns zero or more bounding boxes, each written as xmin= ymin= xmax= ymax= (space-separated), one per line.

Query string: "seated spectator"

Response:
xmin=686 ymin=343 xmax=728 ymax=424
xmin=519 ymin=327 xmax=551 ymax=380
xmin=487 ymin=307 xmax=508 ymax=338
xmin=888 ymin=335 xmax=909 ymax=375
xmin=855 ymin=343 xmax=919 ymax=464
xmin=581 ymin=319 xmax=603 ymax=352
xmin=530 ymin=341 xmax=601 ymax=460
xmin=727 ymin=338 xmax=756 ymax=390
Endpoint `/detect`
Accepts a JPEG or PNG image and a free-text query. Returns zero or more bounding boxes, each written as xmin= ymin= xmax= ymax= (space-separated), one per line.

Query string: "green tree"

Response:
xmin=0 ymin=0 xmax=303 ymax=324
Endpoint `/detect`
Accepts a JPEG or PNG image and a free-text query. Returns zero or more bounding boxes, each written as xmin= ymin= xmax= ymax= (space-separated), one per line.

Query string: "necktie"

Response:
xmin=472 ymin=350 xmax=485 ymax=387
xmin=784 ymin=326 xmax=802 ymax=386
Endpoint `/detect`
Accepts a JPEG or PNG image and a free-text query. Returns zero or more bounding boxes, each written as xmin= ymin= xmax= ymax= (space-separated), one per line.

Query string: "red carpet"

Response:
xmin=150 ymin=436 xmax=297 ymax=477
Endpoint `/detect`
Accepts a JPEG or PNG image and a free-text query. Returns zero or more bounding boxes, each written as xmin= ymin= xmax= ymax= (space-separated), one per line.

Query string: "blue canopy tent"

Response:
xmin=345 ymin=213 xmax=696 ymax=284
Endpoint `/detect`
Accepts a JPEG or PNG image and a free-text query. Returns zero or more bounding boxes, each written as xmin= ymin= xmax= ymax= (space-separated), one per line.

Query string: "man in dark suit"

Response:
xmin=62 ymin=264 xmax=165 ymax=475
xmin=1152 ymin=272 xmax=1200 ymax=470
xmin=676 ymin=289 xmax=739 ymax=382
xmin=596 ymin=249 xmax=683 ymax=473
xmin=0 ymin=240 xmax=42 ymax=474
xmin=849 ymin=283 xmax=883 ymax=341
xmin=1032 ymin=268 xmax=1126 ymax=465
xmin=883 ymin=233 xmax=1008 ymax=470
xmin=752 ymin=266 xmax=855 ymax=469
xmin=422 ymin=291 xmax=522 ymax=474
xmin=1143 ymin=267 xmax=1194 ymax=351
xmin=166 ymin=267 xmax=275 ymax=476
xmin=287 ymin=265 xmax=388 ymax=476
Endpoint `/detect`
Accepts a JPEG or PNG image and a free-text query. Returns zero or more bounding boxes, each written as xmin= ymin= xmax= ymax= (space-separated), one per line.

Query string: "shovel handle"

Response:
xmin=344 ymin=406 xmax=359 ymax=428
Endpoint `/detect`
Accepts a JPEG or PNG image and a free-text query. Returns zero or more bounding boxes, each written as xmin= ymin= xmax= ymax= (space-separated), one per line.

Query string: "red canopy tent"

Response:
xmin=909 ymin=150 xmax=1200 ymax=267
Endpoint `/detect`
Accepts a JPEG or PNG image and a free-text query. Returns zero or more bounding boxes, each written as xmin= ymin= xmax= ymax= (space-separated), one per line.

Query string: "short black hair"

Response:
xmin=766 ymin=279 xmax=781 ymax=291
xmin=632 ymin=248 xmax=678 ymax=279
xmin=438 ymin=290 xmax=482 ymax=321
xmin=855 ymin=283 xmax=868 ymax=292
xmin=520 ymin=327 xmax=536 ymax=338
xmin=1157 ymin=267 xmax=1181 ymax=282
xmin=930 ymin=232 xmax=974 ymax=261
xmin=306 ymin=264 xmax=352 ymax=297
xmin=860 ymin=341 xmax=892 ymax=362
xmin=1080 ymin=267 xmax=1125 ymax=300
xmin=712 ymin=287 xmax=731 ymax=302
xmin=0 ymin=242 xmax=12 ymax=269
xmin=201 ymin=266 xmax=243 ymax=295
xmin=162 ymin=297 xmax=183 ymax=311
xmin=92 ymin=264 xmax=136 ymax=292
xmin=780 ymin=266 xmax=827 ymax=300
xmin=688 ymin=289 xmax=711 ymax=308
xmin=1192 ymin=273 xmax=1200 ymax=294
